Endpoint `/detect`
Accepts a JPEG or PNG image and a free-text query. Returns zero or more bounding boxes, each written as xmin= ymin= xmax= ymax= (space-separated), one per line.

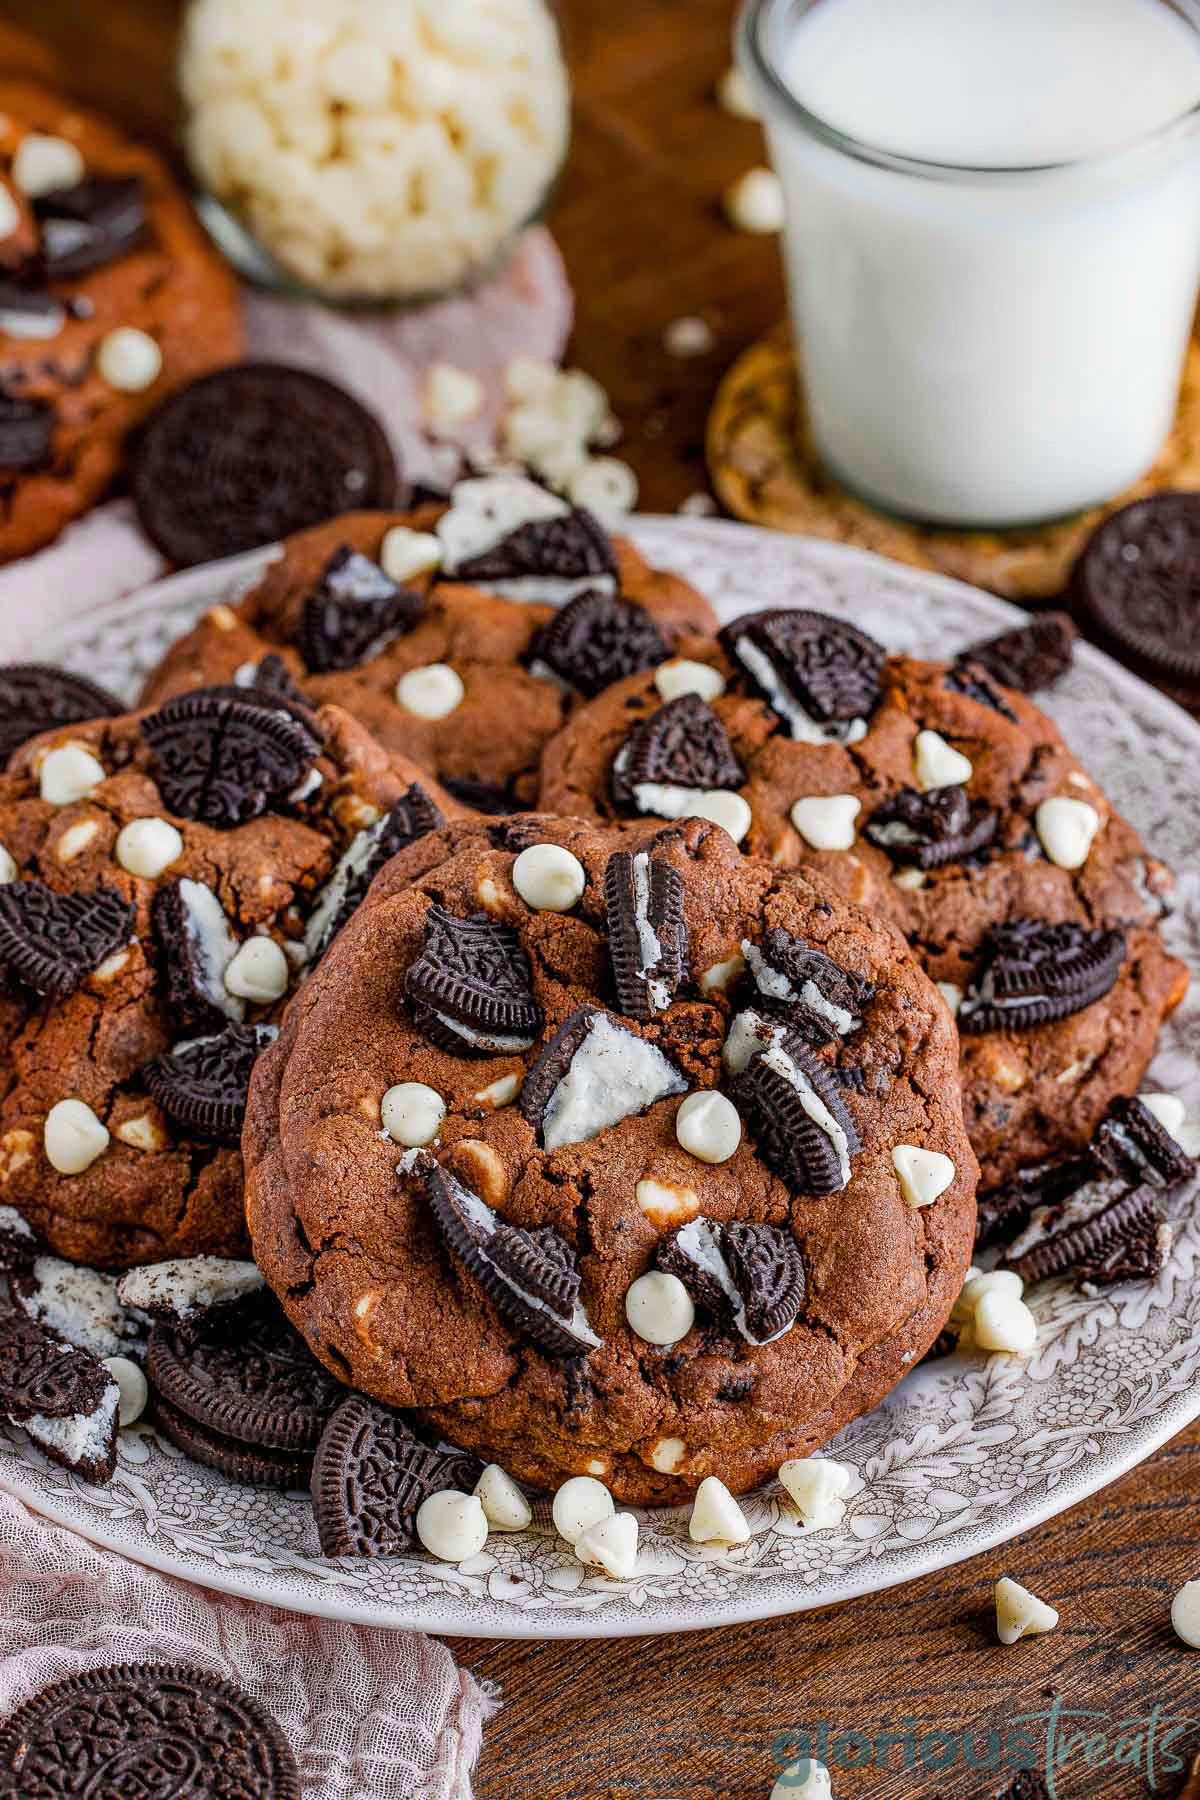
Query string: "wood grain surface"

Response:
xmin=3 ymin=3 xmax=1199 ymax=1795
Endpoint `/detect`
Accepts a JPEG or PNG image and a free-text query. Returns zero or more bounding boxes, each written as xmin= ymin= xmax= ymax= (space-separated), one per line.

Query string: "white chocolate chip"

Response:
xmin=914 ymin=729 xmax=973 ymax=792
xmin=892 ymin=1144 xmax=955 ymax=1208
xmin=790 ymin=794 xmax=860 ymax=851
xmin=552 ymin=1475 xmax=614 ymax=1544
xmin=689 ymin=1475 xmax=750 ymax=1545
xmin=635 ymin=1178 xmax=699 ymax=1229
xmin=688 ymin=789 xmax=752 ymax=844
xmin=700 ymin=952 xmax=745 ymax=993
xmin=575 ymin=1510 xmax=638 ymax=1579
xmin=584 ymin=1458 xmax=609 ymax=1478
xmin=415 ymin=1490 xmax=489 ymax=1562
xmin=115 ymin=817 xmax=184 ymax=880
xmin=664 ymin=316 xmax=716 ymax=358
xmin=473 ymin=1074 xmax=521 ymax=1109
xmin=961 ymin=1269 xmax=1024 ymax=1311
xmin=995 ymin=1576 xmax=1059 ymax=1645
xmin=649 ymin=1436 xmax=686 ymax=1474
xmin=474 ymin=1464 xmax=532 ymax=1532
xmin=675 ymin=1089 xmax=742 ymax=1164
xmin=975 ymin=1288 xmax=1038 ymax=1354
xmin=512 ymin=843 xmax=586 ymax=913
xmin=44 ymin=1099 xmax=109 ymax=1175
xmin=115 ymin=1113 xmax=166 ymax=1153
xmin=624 ymin=1270 xmax=695 ymax=1347
xmin=93 ymin=949 xmax=131 ymax=984
xmin=936 ymin=981 xmax=963 ymax=1016
xmin=39 ymin=744 xmax=105 ymax=806
xmin=1172 ymin=1580 xmax=1200 ymax=1648
xmin=425 ymin=362 xmax=486 ymax=430
xmin=381 ymin=1082 xmax=445 ymax=1148
xmin=55 ymin=819 xmax=99 ymax=863
xmin=717 ymin=64 xmax=760 ymax=119
xmin=0 ymin=845 xmax=15 ymax=883
xmin=653 ymin=659 xmax=726 ymax=704
xmin=12 ymin=133 xmax=84 ymax=197
xmin=224 ymin=937 xmax=289 ymax=1004
xmin=1035 ymin=796 xmax=1101 ymax=870
xmin=567 ymin=456 xmax=639 ymax=523
xmin=103 ymin=1355 xmax=148 ymax=1427
xmin=778 ymin=1458 xmax=852 ymax=1531
xmin=380 ymin=526 xmax=442 ymax=584
xmin=724 ymin=166 xmax=784 ymax=233
xmin=892 ymin=867 xmax=927 ymax=891
xmin=1142 ymin=1092 xmax=1187 ymax=1141
xmin=396 ymin=664 xmax=464 ymax=720
xmin=96 ymin=327 xmax=163 ymax=393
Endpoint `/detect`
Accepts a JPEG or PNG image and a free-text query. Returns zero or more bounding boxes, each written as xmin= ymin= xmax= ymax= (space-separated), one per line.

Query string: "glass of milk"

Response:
xmin=740 ymin=0 xmax=1200 ymax=527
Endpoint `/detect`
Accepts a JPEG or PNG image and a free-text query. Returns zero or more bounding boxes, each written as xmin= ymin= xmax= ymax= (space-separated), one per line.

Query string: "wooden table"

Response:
xmin=4 ymin=4 xmax=1200 ymax=1795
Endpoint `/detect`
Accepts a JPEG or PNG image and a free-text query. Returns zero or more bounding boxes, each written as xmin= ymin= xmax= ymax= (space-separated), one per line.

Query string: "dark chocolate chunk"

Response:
xmin=958 ymin=919 xmax=1126 ymax=1034
xmin=305 ymin=784 xmax=442 ymax=963
xmin=140 ymin=690 xmax=321 ymax=826
xmin=312 ymin=1393 xmax=484 ymax=1555
xmin=864 ymin=784 xmax=998 ymax=869
xmin=727 ymin=1017 xmax=862 ymax=1196
xmin=0 ymin=1663 xmax=301 ymax=1800
xmin=130 ymin=363 xmax=401 ymax=566
xmin=742 ymin=931 xmax=873 ymax=1042
xmin=610 ymin=694 xmax=744 ymax=812
xmin=944 ymin=658 xmax=1020 ymax=722
xmin=962 ymin=612 xmax=1077 ymax=694
xmin=1092 ymin=1094 xmax=1195 ymax=1191
xmin=454 ymin=507 xmax=616 ymax=585
xmin=0 ymin=663 xmax=120 ymax=765
xmin=34 ymin=175 xmax=147 ymax=278
xmin=719 ymin=608 xmax=885 ymax=735
xmin=406 ymin=904 xmax=541 ymax=1057
xmin=1003 ymin=1179 xmax=1168 ymax=1291
xmin=143 ymin=1023 xmax=277 ymax=1146
xmin=152 ymin=878 xmax=243 ymax=1033
xmin=0 ymin=389 xmax=55 ymax=472
xmin=532 ymin=588 xmax=667 ymax=696
xmin=149 ymin=1391 xmax=313 ymax=1491
xmin=0 ymin=1306 xmax=111 ymax=1423
xmin=0 ymin=881 xmax=133 ymax=1000
xmin=298 ymin=545 xmax=423 ymax=674
xmin=604 ymin=849 xmax=688 ymax=1019
xmin=1071 ymin=493 xmax=1200 ymax=686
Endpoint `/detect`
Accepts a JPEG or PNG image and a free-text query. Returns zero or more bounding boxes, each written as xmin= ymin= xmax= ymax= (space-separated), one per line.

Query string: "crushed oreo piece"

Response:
xmin=0 ymin=276 xmax=65 ymax=337
xmin=0 ymin=664 xmax=122 ymax=764
xmin=118 ymin=1256 xmax=266 ymax=1333
xmin=604 ymin=849 xmax=688 ymax=1019
xmin=11 ymin=1258 xmax=137 ymax=1359
xmin=519 ymin=1006 xmax=686 ymax=1149
xmin=1003 ymin=1179 xmax=1169 ymax=1292
xmin=34 ymin=174 xmax=148 ymax=277
xmin=0 ymin=1206 xmax=36 ymax=1273
xmin=958 ymin=920 xmax=1126 ymax=1034
xmin=532 ymin=589 xmax=667 ymax=697
xmin=963 ymin=612 xmax=1077 ymax=695
xmin=406 ymin=905 xmax=541 ymax=1058
xmin=454 ymin=507 xmax=616 ymax=586
xmin=0 ymin=390 xmax=55 ymax=471
xmin=656 ymin=1216 xmax=804 ymax=1344
xmin=153 ymin=878 xmax=244 ymax=1031
xmin=1092 ymin=1094 xmax=1195 ymax=1191
xmin=0 ymin=882 xmax=133 ymax=1000
xmin=741 ymin=931 xmax=873 ymax=1042
xmin=140 ymin=691 xmax=321 ymax=827
xmin=298 ymin=545 xmax=422 ymax=674
xmin=423 ymin=1159 xmax=601 ymax=1357
xmin=723 ymin=1011 xmax=862 ymax=1196
xmin=304 ymin=785 xmax=442 ymax=963
xmin=15 ymin=1370 xmax=120 ymax=1483
xmin=864 ymin=784 xmax=999 ymax=869
xmin=0 ymin=1306 xmax=111 ymax=1423
xmin=719 ymin=608 xmax=885 ymax=741
xmin=143 ymin=1023 xmax=277 ymax=1146
xmin=975 ymin=1155 xmax=1095 ymax=1250
xmin=313 ymin=1393 xmax=483 ymax=1555
xmin=610 ymin=694 xmax=744 ymax=812
xmin=944 ymin=658 xmax=1020 ymax=722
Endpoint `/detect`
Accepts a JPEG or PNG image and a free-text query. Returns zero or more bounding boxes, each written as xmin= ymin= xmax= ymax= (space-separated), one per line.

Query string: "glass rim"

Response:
xmin=740 ymin=0 xmax=1200 ymax=182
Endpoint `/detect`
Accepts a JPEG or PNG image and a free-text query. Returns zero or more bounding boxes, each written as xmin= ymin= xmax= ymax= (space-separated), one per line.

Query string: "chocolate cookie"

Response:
xmin=0 ymin=81 xmax=241 ymax=561
xmin=139 ymin=474 xmax=718 ymax=807
xmin=0 ymin=695 xmax=461 ymax=1267
xmin=244 ymin=815 xmax=977 ymax=1503
xmin=539 ymin=611 xmax=1188 ymax=1191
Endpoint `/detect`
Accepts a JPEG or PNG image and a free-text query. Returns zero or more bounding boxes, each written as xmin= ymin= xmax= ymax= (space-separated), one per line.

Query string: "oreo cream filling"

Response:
xmin=118 ymin=1256 xmax=265 ymax=1320
xmin=19 ymin=1376 xmax=119 ymax=1468
xmin=741 ymin=940 xmax=860 ymax=1037
xmin=731 ymin=635 xmax=867 ymax=746
xmin=15 ymin=1257 xmax=135 ymax=1359
xmin=672 ymin=1217 xmax=795 ymax=1347
xmin=433 ymin=1012 xmax=537 ymax=1054
xmin=303 ymin=820 xmax=385 ymax=962
xmin=541 ymin=1012 xmax=686 ymax=1150
xmin=722 ymin=1009 xmax=853 ymax=1189
xmin=178 ymin=879 xmax=244 ymax=1023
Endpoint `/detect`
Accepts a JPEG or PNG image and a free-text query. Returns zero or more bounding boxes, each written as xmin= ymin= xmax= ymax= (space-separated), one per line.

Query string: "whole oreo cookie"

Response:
xmin=961 ymin=612 xmax=1077 ymax=695
xmin=610 ymin=694 xmax=744 ymax=811
xmin=312 ymin=1393 xmax=484 ymax=1556
xmin=144 ymin=1024 xmax=277 ymax=1146
xmin=959 ymin=919 xmax=1126 ymax=1034
xmin=0 ymin=664 xmax=122 ymax=764
xmin=1072 ymin=493 xmax=1200 ymax=686
xmin=131 ymin=363 xmax=401 ymax=566
xmin=148 ymin=1391 xmax=314 ymax=1491
xmin=533 ymin=589 xmax=667 ymax=697
xmin=0 ymin=1664 xmax=301 ymax=1800
xmin=140 ymin=691 xmax=321 ymax=826
xmin=298 ymin=545 xmax=423 ymax=675
xmin=0 ymin=882 xmax=134 ymax=1000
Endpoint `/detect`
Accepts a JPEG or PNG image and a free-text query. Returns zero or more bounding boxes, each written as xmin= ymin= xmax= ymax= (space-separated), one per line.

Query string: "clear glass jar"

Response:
xmin=178 ymin=0 xmax=571 ymax=306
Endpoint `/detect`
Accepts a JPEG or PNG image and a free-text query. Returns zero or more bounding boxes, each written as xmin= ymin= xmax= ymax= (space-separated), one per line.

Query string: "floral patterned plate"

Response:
xmin=1 ymin=518 xmax=1197 ymax=1640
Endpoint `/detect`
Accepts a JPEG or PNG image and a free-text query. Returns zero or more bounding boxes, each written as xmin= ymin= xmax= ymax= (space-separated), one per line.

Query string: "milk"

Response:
xmin=744 ymin=0 xmax=1200 ymax=525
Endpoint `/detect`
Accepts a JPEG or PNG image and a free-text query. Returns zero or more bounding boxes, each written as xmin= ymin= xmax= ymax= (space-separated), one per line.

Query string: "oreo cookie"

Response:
xmin=519 ymin=1006 xmax=686 ymax=1149
xmin=422 ymin=1158 xmax=601 ymax=1357
xmin=141 ymin=691 xmax=321 ymax=827
xmin=147 ymin=1292 xmax=344 ymax=1453
xmin=153 ymin=878 xmax=244 ymax=1031
xmin=143 ymin=1024 xmax=277 ymax=1146
xmin=0 ymin=1306 xmax=111 ymax=1423
xmin=532 ymin=589 xmax=667 ymax=697
xmin=944 ymin=658 xmax=1020 ymax=722
xmin=0 ymin=391 xmax=55 ymax=472
xmin=304 ymin=784 xmax=442 ymax=963
xmin=719 ymin=608 xmax=885 ymax=741
xmin=1002 ymin=1178 xmax=1169 ymax=1292
xmin=0 ymin=1206 xmax=36 ymax=1273
xmin=0 ymin=882 xmax=134 ymax=1000
xmin=312 ymin=1393 xmax=483 ymax=1555
xmin=118 ymin=1256 xmax=266 ymax=1333
xmin=604 ymin=849 xmax=688 ymax=1019
xmin=34 ymin=174 xmax=147 ymax=278
xmin=131 ymin=363 xmax=401 ymax=566
xmin=958 ymin=920 xmax=1127 ymax=1034
xmin=0 ymin=664 xmax=122 ymax=765
xmin=864 ymin=785 xmax=998 ymax=870
xmin=406 ymin=905 xmax=541 ymax=1058
xmin=1092 ymin=1095 xmax=1195 ymax=1191
xmin=0 ymin=1664 xmax=301 ymax=1799
xmin=239 ymin=651 xmax=310 ymax=713
xmin=610 ymin=695 xmax=744 ymax=812
xmin=741 ymin=932 xmax=873 ymax=1042
xmin=724 ymin=1012 xmax=862 ymax=1196
xmin=148 ymin=1391 xmax=313 ymax=1491
xmin=0 ymin=278 xmax=64 ymax=338
xmin=1071 ymin=493 xmax=1200 ymax=686
xmin=963 ymin=612 xmax=1077 ymax=695
xmin=453 ymin=507 xmax=616 ymax=586
xmin=974 ymin=1155 xmax=1095 ymax=1251
xmin=656 ymin=1216 xmax=805 ymax=1344
xmin=298 ymin=545 xmax=422 ymax=675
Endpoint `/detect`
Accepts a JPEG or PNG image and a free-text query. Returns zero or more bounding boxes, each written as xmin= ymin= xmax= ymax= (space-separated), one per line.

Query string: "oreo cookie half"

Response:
xmin=519 ymin=1006 xmax=687 ymax=1149
xmin=962 ymin=613 xmax=1077 ymax=695
xmin=1092 ymin=1095 xmax=1196 ymax=1191
xmin=958 ymin=920 xmax=1127 ymax=1034
xmin=610 ymin=694 xmax=744 ymax=813
xmin=0 ymin=882 xmax=134 ymax=1000
xmin=974 ymin=1155 xmax=1096 ymax=1251
xmin=153 ymin=878 xmax=244 ymax=1031
xmin=140 ymin=692 xmax=321 ymax=827
xmin=131 ymin=363 xmax=401 ymax=566
xmin=312 ymin=1393 xmax=483 ymax=1555
xmin=118 ymin=1256 xmax=266 ymax=1333
xmin=406 ymin=905 xmax=541 ymax=1057
xmin=304 ymin=784 xmax=443 ymax=963
xmin=0 ymin=391 xmax=56 ymax=473
xmin=298 ymin=545 xmax=423 ymax=675
xmin=604 ymin=849 xmax=688 ymax=1019
xmin=0 ymin=1664 xmax=301 ymax=1800
xmin=1002 ymin=1178 xmax=1169 ymax=1293
xmin=944 ymin=658 xmax=1020 ymax=722
xmin=719 ymin=608 xmax=885 ymax=742
xmin=657 ymin=1216 xmax=805 ymax=1345
xmin=0 ymin=664 xmax=122 ymax=764
xmin=453 ymin=507 xmax=617 ymax=588
xmin=864 ymin=785 xmax=998 ymax=870
xmin=0 ymin=1306 xmax=111 ymax=1423
xmin=741 ymin=931 xmax=873 ymax=1043
xmin=143 ymin=1023 xmax=278 ymax=1146
xmin=34 ymin=174 xmax=148 ymax=278
xmin=532 ymin=589 xmax=667 ymax=697
xmin=1071 ymin=492 xmax=1200 ymax=686
xmin=421 ymin=1158 xmax=601 ymax=1357
xmin=723 ymin=1010 xmax=862 ymax=1196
